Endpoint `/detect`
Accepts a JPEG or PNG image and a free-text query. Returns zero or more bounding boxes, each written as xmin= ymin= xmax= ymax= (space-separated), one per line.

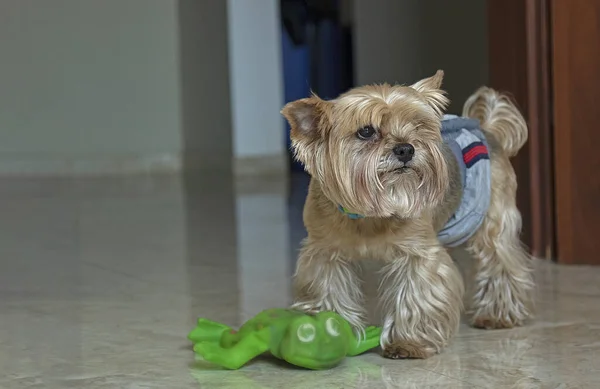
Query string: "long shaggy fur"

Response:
xmin=378 ymin=243 xmax=463 ymax=359
xmin=282 ymin=70 xmax=535 ymax=359
xmin=290 ymin=243 xmax=367 ymax=331
xmin=463 ymin=87 xmax=528 ymax=157
xmin=463 ymin=91 xmax=535 ymax=328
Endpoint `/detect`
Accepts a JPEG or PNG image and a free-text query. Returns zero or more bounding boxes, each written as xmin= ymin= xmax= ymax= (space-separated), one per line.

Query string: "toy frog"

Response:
xmin=188 ymin=308 xmax=381 ymax=370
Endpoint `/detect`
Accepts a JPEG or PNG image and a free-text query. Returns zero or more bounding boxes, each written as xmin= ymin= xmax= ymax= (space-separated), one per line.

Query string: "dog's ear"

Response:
xmin=410 ymin=70 xmax=449 ymax=117
xmin=411 ymin=70 xmax=445 ymax=91
xmin=281 ymin=96 xmax=329 ymax=141
xmin=281 ymin=96 xmax=330 ymax=173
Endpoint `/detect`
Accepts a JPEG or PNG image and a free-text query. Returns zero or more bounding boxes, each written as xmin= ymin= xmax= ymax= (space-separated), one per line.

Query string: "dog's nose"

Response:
xmin=393 ymin=143 xmax=415 ymax=163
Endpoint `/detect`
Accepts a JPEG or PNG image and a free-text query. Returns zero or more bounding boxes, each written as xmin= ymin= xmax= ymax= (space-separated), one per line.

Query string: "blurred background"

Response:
xmin=0 ymin=0 xmax=487 ymax=175
xmin=1 ymin=1 xmax=600 ymax=387
xmin=1 ymin=0 xmax=595 ymax=266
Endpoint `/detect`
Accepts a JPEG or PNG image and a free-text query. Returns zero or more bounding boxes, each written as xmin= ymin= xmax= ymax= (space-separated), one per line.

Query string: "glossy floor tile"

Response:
xmin=1 ymin=172 xmax=599 ymax=388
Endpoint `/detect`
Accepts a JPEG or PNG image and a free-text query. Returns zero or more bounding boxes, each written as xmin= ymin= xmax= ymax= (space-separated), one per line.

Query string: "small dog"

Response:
xmin=281 ymin=70 xmax=534 ymax=359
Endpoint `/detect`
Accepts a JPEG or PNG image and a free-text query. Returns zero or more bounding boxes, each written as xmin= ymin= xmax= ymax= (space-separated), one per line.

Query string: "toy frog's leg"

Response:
xmin=347 ymin=326 xmax=382 ymax=356
xmin=188 ymin=318 xmax=234 ymax=344
xmin=194 ymin=329 xmax=270 ymax=370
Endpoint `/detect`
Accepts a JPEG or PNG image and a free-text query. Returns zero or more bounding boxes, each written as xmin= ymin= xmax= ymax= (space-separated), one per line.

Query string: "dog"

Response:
xmin=281 ymin=70 xmax=534 ymax=359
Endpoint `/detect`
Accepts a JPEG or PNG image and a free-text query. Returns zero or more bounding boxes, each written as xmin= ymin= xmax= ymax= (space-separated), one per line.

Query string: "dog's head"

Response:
xmin=282 ymin=70 xmax=450 ymax=219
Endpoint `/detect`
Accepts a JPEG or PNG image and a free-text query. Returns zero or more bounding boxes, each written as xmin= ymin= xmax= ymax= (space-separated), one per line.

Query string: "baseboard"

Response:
xmin=233 ymin=154 xmax=289 ymax=194
xmin=0 ymin=153 xmax=182 ymax=176
xmin=0 ymin=152 xmax=290 ymax=179
xmin=233 ymin=154 xmax=287 ymax=177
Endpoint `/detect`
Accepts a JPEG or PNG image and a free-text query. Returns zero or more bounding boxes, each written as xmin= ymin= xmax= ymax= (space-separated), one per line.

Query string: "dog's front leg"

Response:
xmin=379 ymin=244 xmax=464 ymax=359
xmin=290 ymin=241 xmax=367 ymax=330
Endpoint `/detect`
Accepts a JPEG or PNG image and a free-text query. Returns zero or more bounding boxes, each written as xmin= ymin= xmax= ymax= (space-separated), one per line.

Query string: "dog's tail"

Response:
xmin=462 ymin=87 xmax=528 ymax=157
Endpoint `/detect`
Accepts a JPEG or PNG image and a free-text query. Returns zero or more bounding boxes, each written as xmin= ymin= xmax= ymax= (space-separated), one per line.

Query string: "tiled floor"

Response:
xmin=1 ymin=172 xmax=599 ymax=388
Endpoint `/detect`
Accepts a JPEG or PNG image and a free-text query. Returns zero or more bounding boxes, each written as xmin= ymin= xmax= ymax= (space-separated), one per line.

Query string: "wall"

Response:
xmin=178 ymin=0 xmax=232 ymax=172
xmin=0 ymin=0 xmax=284 ymax=176
xmin=227 ymin=0 xmax=285 ymax=171
xmin=353 ymin=0 xmax=488 ymax=113
xmin=0 ymin=0 xmax=183 ymax=174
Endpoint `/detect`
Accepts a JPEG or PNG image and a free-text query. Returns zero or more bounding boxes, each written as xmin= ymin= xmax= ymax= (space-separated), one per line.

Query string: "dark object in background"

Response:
xmin=280 ymin=0 xmax=354 ymax=171
xmin=281 ymin=0 xmax=310 ymax=45
xmin=281 ymin=0 xmax=338 ymax=45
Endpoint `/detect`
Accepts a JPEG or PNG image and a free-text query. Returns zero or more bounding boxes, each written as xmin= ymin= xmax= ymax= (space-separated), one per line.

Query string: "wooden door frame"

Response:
xmin=550 ymin=1 xmax=600 ymax=264
xmin=488 ymin=0 xmax=555 ymax=259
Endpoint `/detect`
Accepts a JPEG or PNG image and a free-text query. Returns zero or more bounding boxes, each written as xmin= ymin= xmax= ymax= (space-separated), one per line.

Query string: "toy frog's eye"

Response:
xmin=297 ymin=323 xmax=316 ymax=343
xmin=325 ymin=317 xmax=340 ymax=337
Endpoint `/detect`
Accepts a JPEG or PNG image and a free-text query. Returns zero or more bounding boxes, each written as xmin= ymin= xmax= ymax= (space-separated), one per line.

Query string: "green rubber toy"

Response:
xmin=188 ymin=308 xmax=381 ymax=370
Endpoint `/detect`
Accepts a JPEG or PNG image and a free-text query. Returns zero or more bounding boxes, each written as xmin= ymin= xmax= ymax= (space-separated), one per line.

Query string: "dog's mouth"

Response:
xmin=378 ymin=166 xmax=414 ymax=180
xmin=378 ymin=158 xmax=417 ymax=176
xmin=392 ymin=166 xmax=411 ymax=173
xmin=389 ymin=162 xmax=416 ymax=174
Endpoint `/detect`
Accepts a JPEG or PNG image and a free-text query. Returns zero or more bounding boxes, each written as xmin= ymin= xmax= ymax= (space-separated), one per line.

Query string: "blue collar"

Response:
xmin=338 ymin=205 xmax=364 ymax=219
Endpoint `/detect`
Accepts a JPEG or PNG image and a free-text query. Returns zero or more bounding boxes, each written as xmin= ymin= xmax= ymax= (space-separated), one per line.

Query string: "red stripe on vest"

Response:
xmin=463 ymin=145 xmax=488 ymax=164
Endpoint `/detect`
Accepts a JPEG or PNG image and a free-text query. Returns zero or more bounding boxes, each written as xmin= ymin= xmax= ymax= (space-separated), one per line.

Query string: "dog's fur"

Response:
xmin=281 ymin=71 xmax=535 ymax=359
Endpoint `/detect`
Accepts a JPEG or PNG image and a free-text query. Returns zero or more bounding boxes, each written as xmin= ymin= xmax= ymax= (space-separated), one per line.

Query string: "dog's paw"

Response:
xmin=382 ymin=341 xmax=436 ymax=359
xmin=472 ymin=316 xmax=518 ymax=330
xmin=469 ymin=279 xmax=533 ymax=330
xmin=289 ymin=301 xmax=322 ymax=314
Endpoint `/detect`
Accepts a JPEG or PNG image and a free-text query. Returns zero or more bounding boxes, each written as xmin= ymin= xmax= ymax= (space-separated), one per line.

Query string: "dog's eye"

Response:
xmin=357 ymin=125 xmax=376 ymax=140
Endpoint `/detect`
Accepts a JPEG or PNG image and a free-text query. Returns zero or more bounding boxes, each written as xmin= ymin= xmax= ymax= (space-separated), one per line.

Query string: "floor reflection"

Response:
xmin=0 ymin=172 xmax=599 ymax=388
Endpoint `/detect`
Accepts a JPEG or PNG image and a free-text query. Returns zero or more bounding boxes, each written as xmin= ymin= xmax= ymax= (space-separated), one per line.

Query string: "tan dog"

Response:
xmin=281 ymin=71 xmax=534 ymax=359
